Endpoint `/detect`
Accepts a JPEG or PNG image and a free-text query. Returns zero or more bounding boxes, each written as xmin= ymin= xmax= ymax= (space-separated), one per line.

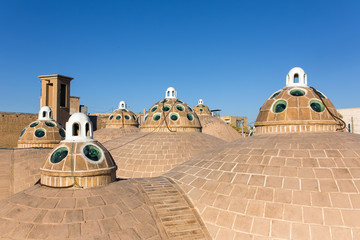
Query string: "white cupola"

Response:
xmin=38 ymin=106 xmax=53 ymax=121
xmin=286 ymin=67 xmax=307 ymax=87
xmin=118 ymin=101 xmax=127 ymax=109
xmin=64 ymin=113 xmax=94 ymax=142
xmin=165 ymin=87 xmax=177 ymax=99
xmin=198 ymin=99 xmax=204 ymax=104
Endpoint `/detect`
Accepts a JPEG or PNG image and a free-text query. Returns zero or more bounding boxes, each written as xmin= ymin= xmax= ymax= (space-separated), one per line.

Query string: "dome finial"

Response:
xmin=38 ymin=106 xmax=53 ymax=120
xmin=118 ymin=101 xmax=126 ymax=109
xmin=198 ymin=99 xmax=203 ymax=104
xmin=165 ymin=87 xmax=177 ymax=99
xmin=286 ymin=67 xmax=307 ymax=87
xmin=64 ymin=113 xmax=94 ymax=142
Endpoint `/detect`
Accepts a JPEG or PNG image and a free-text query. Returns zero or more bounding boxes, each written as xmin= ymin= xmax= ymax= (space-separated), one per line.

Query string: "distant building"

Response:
xmin=220 ymin=116 xmax=248 ymax=128
xmin=337 ymin=108 xmax=360 ymax=134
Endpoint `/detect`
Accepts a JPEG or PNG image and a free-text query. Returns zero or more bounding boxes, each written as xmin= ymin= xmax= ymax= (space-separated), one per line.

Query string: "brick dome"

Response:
xmin=17 ymin=106 xmax=65 ymax=148
xmin=40 ymin=113 xmax=116 ymax=188
xmin=141 ymin=87 xmax=201 ymax=132
xmin=106 ymin=101 xmax=139 ymax=128
xmin=166 ymin=132 xmax=360 ymax=239
xmin=255 ymin=67 xmax=341 ymax=134
xmin=193 ymin=99 xmax=212 ymax=116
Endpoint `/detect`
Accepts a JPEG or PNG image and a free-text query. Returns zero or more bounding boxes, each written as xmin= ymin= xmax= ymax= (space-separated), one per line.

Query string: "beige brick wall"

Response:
xmin=0 ymin=112 xmax=37 ymax=148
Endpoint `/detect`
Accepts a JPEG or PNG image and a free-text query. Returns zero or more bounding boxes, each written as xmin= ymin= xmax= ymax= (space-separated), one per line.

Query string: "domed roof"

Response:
xmin=40 ymin=113 xmax=116 ymax=188
xmin=17 ymin=106 xmax=65 ymax=148
xmin=106 ymin=101 xmax=139 ymax=128
xmin=166 ymin=132 xmax=360 ymax=239
xmin=255 ymin=67 xmax=342 ymax=134
xmin=141 ymin=87 xmax=202 ymax=132
xmin=193 ymin=99 xmax=212 ymax=116
xmin=104 ymin=131 xmax=226 ymax=178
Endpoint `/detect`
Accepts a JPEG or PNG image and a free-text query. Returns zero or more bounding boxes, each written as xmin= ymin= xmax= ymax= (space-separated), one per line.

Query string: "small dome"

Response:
xmin=106 ymin=101 xmax=139 ymax=129
xmin=193 ymin=99 xmax=212 ymax=116
xmin=17 ymin=106 xmax=65 ymax=148
xmin=141 ymin=89 xmax=201 ymax=132
xmin=255 ymin=67 xmax=341 ymax=134
xmin=40 ymin=112 xmax=116 ymax=188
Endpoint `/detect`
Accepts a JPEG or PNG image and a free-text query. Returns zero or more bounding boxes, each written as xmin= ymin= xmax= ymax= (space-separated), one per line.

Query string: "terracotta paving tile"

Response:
xmin=265 ymin=176 xmax=283 ymax=188
xmin=331 ymin=227 xmax=352 ymax=240
xmin=330 ymin=193 xmax=352 ymax=208
xmin=303 ymin=207 xmax=323 ymax=224
xmin=233 ymin=214 xmax=253 ymax=232
xmin=310 ymin=225 xmax=331 ymax=240
xmin=246 ymin=200 xmax=265 ymax=217
xmin=284 ymin=204 xmax=302 ymax=222
xmin=291 ymin=223 xmax=310 ymax=240
xmin=251 ymin=218 xmax=270 ymax=236
xmin=265 ymin=202 xmax=283 ymax=219
xmin=248 ymin=175 xmax=265 ymax=186
xmin=255 ymin=187 xmax=274 ymax=201
xmin=301 ymin=179 xmax=319 ymax=191
xmin=311 ymin=192 xmax=331 ymax=207
xmin=202 ymin=207 xmax=219 ymax=224
xmin=337 ymin=180 xmax=358 ymax=192
xmin=319 ymin=179 xmax=339 ymax=192
xmin=271 ymin=220 xmax=290 ymax=239
xmin=215 ymin=210 xmax=236 ymax=228
xmin=341 ymin=210 xmax=360 ymax=227
xmin=216 ymin=228 xmax=235 ymax=239
xmin=324 ymin=208 xmax=343 ymax=226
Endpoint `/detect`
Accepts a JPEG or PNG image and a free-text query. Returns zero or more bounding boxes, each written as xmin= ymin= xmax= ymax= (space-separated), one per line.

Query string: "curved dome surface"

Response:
xmin=93 ymin=127 xmax=140 ymax=143
xmin=198 ymin=115 xmax=242 ymax=142
xmin=106 ymin=101 xmax=139 ymax=129
xmin=255 ymin=68 xmax=341 ymax=134
xmin=141 ymin=98 xmax=201 ymax=132
xmin=103 ymin=131 xmax=226 ymax=178
xmin=193 ymin=99 xmax=212 ymax=116
xmin=166 ymin=132 xmax=360 ymax=239
xmin=17 ymin=120 xmax=65 ymax=148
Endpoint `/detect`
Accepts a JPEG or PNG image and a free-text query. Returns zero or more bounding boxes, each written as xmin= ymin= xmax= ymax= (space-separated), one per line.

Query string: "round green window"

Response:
xmin=151 ymin=106 xmax=158 ymax=112
xmin=176 ymin=105 xmax=185 ymax=111
xmin=270 ymin=91 xmax=281 ymax=99
xmin=273 ymin=100 xmax=287 ymax=113
xmin=133 ymin=115 xmax=137 ymax=120
xmin=34 ymin=128 xmax=46 ymax=138
xmin=310 ymin=100 xmax=325 ymax=112
xmin=20 ymin=128 xmax=26 ymax=137
xmin=170 ymin=113 xmax=179 ymax=121
xmin=187 ymin=113 xmax=194 ymax=121
xmin=200 ymin=108 xmax=203 ymax=111
xmin=176 ymin=99 xmax=183 ymax=103
xmin=50 ymin=147 xmax=68 ymax=164
xmin=30 ymin=121 xmax=39 ymax=127
xmin=59 ymin=128 xmax=66 ymax=138
xmin=83 ymin=145 xmax=102 ymax=161
xmin=290 ymin=89 xmax=305 ymax=96
xmin=125 ymin=114 xmax=130 ymax=120
xmin=162 ymin=105 xmax=171 ymax=111
xmin=116 ymin=115 xmax=121 ymax=120
xmin=187 ymin=106 xmax=193 ymax=112
xmin=109 ymin=115 xmax=114 ymax=120
xmin=45 ymin=121 xmax=56 ymax=127
xmin=161 ymin=99 xmax=168 ymax=103
xmin=313 ymin=89 xmax=326 ymax=98
xmin=144 ymin=114 xmax=148 ymax=121
xmin=153 ymin=113 xmax=161 ymax=121
xmin=122 ymin=109 xmax=128 ymax=112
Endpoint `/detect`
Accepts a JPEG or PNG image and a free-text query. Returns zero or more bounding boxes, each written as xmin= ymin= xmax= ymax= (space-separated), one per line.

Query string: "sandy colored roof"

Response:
xmin=193 ymin=104 xmax=212 ymax=116
xmin=93 ymin=128 xmax=140 ymax=143
xmin=0 ymin=177 xmax=210 ymax=239
xmin=198 ymin=115 xmax=242 ymax=142
xmin=255 ymin=86 xmax=340 ymax=134
xmin=106 ymin=108 xmax=139 ymax=128
xmin=18 ymin=120 xmax=65 ymax=148
xmin=141 ymin=98 xmax=201 ymax=132
xmin=103 ymin=132 xmax=226 ymax=178
xmin=165 ymin=132 xmax=360 ymax=239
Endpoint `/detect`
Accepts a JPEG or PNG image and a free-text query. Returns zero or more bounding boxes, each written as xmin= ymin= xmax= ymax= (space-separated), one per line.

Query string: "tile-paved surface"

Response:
xmin=0 ymin=177 xmax=210 ymax=239
xmin=132 ymin=177 xmax=211 ymax=239
xmin=93 ymin=127 xmax=140 ymax=144
xmin=166 ymin=132 xmax=360 ymax=239
xmin=0 ymin=148 xmax=51 ymax=200
xmin=198 ymin=115 xmax=242 ymax=142
xmin=103 ymin=132 xmax=225 ymax=178
xmin=255 ymin=86 xmax=339 ymax=134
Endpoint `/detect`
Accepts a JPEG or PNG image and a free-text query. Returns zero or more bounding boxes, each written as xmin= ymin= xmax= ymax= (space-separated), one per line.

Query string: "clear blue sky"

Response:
xmin=1 ymin=0 xmax=359 ymax=124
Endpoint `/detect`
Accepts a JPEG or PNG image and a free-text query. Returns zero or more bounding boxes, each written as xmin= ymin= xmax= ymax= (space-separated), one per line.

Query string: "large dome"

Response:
xmin=141 ymin=87 xmax=202 ymax=132
xmin=166 ymin=132 xmax=360 ymax=239
xmin=17 ymin=106 xmax=65 ymax=148
xmin=255 ymin=67 xmax=342 ymax=134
